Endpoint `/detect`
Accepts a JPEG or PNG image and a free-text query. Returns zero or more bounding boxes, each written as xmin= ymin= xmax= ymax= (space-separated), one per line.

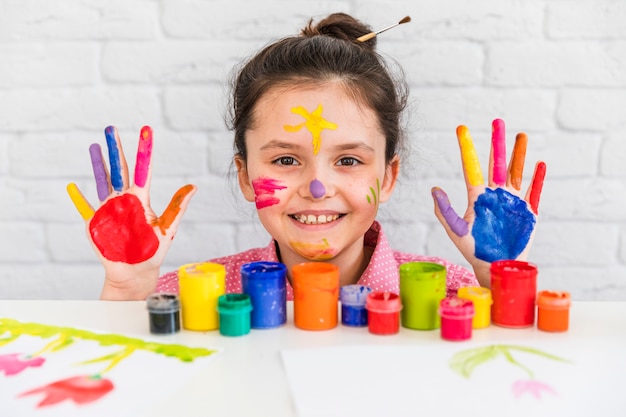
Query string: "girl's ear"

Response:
xmin=235 ymin=156 xmax=256 ymax=203
xmin=379 ymin=155 xmax=400 ymax=203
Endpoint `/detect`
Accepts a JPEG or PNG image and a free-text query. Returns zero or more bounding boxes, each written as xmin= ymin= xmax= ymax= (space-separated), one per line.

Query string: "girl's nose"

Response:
xmin=309 ymin=179 xmax=326 ymax=199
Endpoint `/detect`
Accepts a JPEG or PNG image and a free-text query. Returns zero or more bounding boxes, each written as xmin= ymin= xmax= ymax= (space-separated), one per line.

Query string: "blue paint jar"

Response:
xmin=340 ymin=285 xmax=372 ymax=327
xmin=241 ymin=262 xmax=287 ymax=329
xmin=217 ymin=294 xmax=253 ymax=337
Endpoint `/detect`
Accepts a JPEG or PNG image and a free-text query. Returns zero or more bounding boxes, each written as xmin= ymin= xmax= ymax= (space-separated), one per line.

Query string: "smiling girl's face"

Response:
xmin=236 ymin=82 xmax=399 ymax=272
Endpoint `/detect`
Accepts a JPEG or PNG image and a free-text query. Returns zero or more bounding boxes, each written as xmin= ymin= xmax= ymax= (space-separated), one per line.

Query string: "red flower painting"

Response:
xmin=19 ymin=375 xmax=114 ymax=407
xmin=0 ymin=353 xmax=45 ymax=376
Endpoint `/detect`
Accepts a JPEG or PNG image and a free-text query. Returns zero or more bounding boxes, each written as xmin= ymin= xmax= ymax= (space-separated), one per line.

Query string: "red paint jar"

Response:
xmin=365 ymin=292 xmax=402 ymax=335
xmin=537 ymin=290 xmax=571 ymax=332
xmin=490 ymin=260 xmax=538 ymax=328
xmin=439 ymin=297 xmax=475 ymax=341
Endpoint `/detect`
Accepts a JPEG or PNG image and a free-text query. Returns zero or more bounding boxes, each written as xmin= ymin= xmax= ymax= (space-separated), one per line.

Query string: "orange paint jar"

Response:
xmin=292 ymin=262 xmax=339 ymax=330
xmin=536 ymin=290 xmax=571 ymax=332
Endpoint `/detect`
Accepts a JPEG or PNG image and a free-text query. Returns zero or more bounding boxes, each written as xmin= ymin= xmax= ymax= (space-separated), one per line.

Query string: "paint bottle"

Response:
xmin=340 ymin=285 xmax=372 ymax=327
xmin=178 ymin=262 xmax=225 ymax=331
xmin=241 ymin=262 xmax=287 ymax=329
xmin=217 ymin=294 xmax=253 ymax=337
xmin=457 ymin=286 xmax=492 ymax=329
xmin=439 ymin=297 xmax=475 ymax=341
xmin=365 ymin=292 xmax=402 ymax=335
xmin=146 ymin=293 xmax=181 ymax=335
xmin=399 ymin=261 xmax=447 ymax=330
xmin=490 ymin=260 xmax=537 ymax=328
xmin=292 ymin=262 xmax=339 ymax=331
xmin=536 ymin=290 xmax=571 ymax=332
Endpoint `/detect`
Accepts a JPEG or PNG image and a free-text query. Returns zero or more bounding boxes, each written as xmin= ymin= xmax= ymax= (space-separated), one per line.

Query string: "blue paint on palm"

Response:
xmin=472 ymin=188 xmax=535 ymax=262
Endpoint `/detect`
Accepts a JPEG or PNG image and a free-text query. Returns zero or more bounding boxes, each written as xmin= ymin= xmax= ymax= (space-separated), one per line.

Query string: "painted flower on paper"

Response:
xmin=512 ymin=379 xmax=557 ymax=399
xmin=19 ymin=375 xmax=114 ymax=407
xmin=0 ymin=353 xmax=45 ymax=376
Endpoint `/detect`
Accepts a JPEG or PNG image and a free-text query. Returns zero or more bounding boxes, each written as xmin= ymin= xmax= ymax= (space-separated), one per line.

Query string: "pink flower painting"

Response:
xmin=0 ymin=353 xmax=45 ymax=376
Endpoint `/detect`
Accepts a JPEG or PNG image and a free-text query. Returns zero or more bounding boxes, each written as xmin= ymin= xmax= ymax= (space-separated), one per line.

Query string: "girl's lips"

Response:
xmin=289 ymin=213 xmax=345 ymax=225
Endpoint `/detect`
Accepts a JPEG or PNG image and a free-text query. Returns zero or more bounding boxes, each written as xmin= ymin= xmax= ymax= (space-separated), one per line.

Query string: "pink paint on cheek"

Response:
xmin=252 ymin=178 xmax=287 ymax=209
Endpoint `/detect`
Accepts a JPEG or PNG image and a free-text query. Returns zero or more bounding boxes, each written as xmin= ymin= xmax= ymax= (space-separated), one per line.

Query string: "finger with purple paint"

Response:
xmin=134 ymin=126 xmax=153 ymax=188
xmin=104 ymin=126 xmax=129 ymax=193
xmin=89 ymin=144 xmax=111 ymax=202
xmin=431 ymin=187 xmax=469 ymax=237
xmin=489 ymin=119 xmax=507 ymax=187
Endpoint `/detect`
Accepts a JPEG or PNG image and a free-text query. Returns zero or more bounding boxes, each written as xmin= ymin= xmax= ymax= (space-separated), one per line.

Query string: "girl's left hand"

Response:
xmin=431 ymin=119 xmax=546 ymax=287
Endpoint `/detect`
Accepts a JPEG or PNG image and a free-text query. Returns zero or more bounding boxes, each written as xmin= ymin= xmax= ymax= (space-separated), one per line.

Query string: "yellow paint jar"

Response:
xmin=178 ymin=262 xmax=225 ymax=331
xmin=457 ymin=286 xmax=492 ymax=329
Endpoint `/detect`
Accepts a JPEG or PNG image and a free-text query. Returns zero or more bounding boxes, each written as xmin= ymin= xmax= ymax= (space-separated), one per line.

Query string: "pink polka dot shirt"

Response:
xmin=156 ymin=221 xmax=479 ymax=299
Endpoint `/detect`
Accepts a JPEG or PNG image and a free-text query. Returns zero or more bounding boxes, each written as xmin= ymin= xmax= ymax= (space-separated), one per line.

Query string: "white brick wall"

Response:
xmin=0 ymin=0 xmax=624 ymax=300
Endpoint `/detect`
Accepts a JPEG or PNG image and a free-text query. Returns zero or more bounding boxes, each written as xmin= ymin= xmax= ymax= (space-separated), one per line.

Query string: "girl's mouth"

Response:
xmin=289 ymin=213 xmax=344 ymax=225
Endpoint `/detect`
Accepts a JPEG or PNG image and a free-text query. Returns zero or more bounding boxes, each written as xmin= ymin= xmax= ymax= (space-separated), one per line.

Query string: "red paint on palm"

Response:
xmin=89 ymin=194 xmax=159 ymax=264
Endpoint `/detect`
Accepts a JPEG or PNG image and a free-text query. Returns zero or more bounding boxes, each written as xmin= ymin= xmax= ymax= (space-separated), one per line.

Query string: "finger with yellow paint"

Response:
xmin=66 ymin=183 xmax=95 ymax=221
xmin=456 ymin=125 xmax=484 ymax=187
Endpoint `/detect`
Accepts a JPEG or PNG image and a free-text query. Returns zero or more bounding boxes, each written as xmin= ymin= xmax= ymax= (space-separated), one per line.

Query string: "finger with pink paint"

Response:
xmin=489 ymin=119 xmax=507 ymax=187
xmin=104 ymin=126 xmax=129 ymax=193
xmin=456 ymin=125 xmax=485 ymax=189
xmin=89 ymin=144 xmax=111 ymax=202
xmin=431 ymin=187 xmax=469 ymax=237
xmin=134 ymin=126 xmax=153 ymax=189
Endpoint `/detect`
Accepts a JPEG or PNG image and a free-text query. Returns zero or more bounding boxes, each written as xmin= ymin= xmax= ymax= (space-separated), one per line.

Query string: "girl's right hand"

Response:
xmin=67 ymin=126 xmax=196 ymax=300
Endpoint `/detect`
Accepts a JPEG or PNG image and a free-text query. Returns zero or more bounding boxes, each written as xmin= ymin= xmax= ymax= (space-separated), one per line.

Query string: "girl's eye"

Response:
xmin=336 ymin=157 xmax=360 ymax=166
xmin=273 ymin=156 xmax=299 ymax=166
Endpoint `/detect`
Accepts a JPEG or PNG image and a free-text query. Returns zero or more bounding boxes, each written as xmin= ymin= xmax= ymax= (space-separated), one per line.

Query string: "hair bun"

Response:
xmin=300 ymin=13 xmax=376 ymax=51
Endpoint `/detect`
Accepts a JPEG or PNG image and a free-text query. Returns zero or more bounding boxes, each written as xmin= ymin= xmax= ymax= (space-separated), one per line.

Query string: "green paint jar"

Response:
xmin=217 ymin=294 xmax=253 ymax=337
xmin=399 ymin=261 xmax=447 ymax=330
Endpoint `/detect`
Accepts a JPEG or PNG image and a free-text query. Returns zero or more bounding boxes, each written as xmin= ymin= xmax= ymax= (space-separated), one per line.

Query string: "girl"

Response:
xmin=67 ymin=13 xmax=545 ymax=301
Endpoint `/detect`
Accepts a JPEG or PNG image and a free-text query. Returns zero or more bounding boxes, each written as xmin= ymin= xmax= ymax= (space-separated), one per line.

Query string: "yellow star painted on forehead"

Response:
xmin=284 ymin=104 xmax=338 ymax=155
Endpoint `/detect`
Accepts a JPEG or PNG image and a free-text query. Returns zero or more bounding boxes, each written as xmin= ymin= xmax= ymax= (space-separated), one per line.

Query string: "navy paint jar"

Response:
xmin=241 ymin=262 xmax=287 ymax=329
xmin=340 ymin=285 xmax=372 ymax=327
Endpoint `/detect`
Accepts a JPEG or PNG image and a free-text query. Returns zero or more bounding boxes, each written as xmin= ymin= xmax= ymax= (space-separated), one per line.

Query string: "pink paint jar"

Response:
xmin=490 ymin=260 xmax=537 ymax=328
xmin=439 ymin=297 xmax=475 ymax=341
xmin=365 ymin=292 xmax=402 ymax=335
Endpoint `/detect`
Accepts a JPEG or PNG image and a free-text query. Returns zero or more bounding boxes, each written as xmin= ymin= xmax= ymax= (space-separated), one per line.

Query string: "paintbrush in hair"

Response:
xmin=356 ymin=16 xmax=411 ymax=42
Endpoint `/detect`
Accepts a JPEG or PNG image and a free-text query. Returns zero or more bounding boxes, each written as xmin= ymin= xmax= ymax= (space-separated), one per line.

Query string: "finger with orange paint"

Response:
xmin=507 ymin=133 xmax=528 ymax=191
xmin=456 ymin=125 xmax=484 ymax=188
xmin=153 ymin=184 xmax=197 ymax=236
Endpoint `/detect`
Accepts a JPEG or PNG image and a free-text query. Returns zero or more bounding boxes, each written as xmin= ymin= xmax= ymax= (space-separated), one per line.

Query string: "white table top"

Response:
xmin=1 ymin=300 xmax=625 ymax=417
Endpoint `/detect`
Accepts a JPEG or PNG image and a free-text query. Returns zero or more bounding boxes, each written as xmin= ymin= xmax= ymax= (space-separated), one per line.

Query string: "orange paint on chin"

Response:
xmin=290 ymin=239 xmax=337 ymax=261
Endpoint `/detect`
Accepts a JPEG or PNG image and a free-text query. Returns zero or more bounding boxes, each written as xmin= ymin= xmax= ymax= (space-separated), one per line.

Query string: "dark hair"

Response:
xmin=227 ymin=12 xmax=409 ymax=164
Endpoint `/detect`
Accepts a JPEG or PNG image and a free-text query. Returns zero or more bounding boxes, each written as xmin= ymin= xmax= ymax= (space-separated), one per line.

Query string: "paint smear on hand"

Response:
xmin=432 ymin=187 xmax=469 ymax=236
xmin=134 ymin=126 xmax=152 ymax=188
xmin=283 ymin=104 xmax=337 ymax=155
xmin=252 ymin=178 xmax=287 ymax=209
xmin=104 ymin=126 xmax=124 ymax=192
xmin=491 ymin=119 xmax=506 ymax=186
xmin=472 ymin=188 xmax=535 ymax=262
xmin=290 ymin=239 xmax=337 ymax=261
xmin=509 ymin=133 xmax=527 ymax=190
xmin=309 ymin=179 xmax=326 ymax=198
xmin=89 ymin=143 xmax=110 ymax=202
xmin=457 ymin=125 xmax=484 ymax=187
xmin=89 ymin=194 xmax=159 ymax=264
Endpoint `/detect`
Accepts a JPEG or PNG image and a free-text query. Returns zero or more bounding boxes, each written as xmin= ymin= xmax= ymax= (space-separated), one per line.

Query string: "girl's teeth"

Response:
xmin=295 ymin=214 xmax=339 ymax=224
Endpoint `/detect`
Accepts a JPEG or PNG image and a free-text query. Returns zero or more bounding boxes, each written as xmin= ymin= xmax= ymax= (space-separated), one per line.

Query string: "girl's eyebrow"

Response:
xmin=259 ymin=140 xmax=304 ymax=151
xmin=333 ymin=142 xmax=376 ymax=153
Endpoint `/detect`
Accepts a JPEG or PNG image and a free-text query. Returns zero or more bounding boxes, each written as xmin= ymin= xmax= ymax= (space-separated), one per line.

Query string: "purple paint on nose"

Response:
xmin=310 ymin=179 xmax=326 ymax=198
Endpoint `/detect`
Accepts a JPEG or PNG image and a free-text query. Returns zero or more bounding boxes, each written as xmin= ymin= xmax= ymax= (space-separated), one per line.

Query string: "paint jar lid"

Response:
xmin=457 ymin=286 xmax=492 ymax=303
xmin=490 ymin=260 xmax=537 ymax=279
xmin=146 ymin=293 xmax=180 ymax=314
xmin=439 ymin=296 xmax=474 ymax=319
xmin=217 ymin=294 xmax=253 ymax=315
xmin=241 ymin=262 xmax=287 ymax=280
xmin=340 ymin=285 xmax=373 ymax=306
xmin=178 ymin=262 xmax=225 ymax=280
xmin=365 ymin=292 xmax=402 ymax=313
xmin=537 ymin=290 xmax=571 ymax=309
